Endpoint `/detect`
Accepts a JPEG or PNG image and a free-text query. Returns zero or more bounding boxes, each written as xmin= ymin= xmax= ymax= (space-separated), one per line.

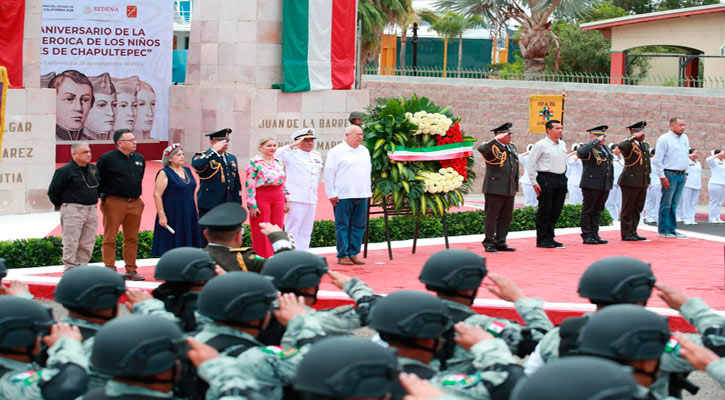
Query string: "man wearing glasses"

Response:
xmin=48 ymin=141 xmax=100 ymax=272
xmin=96 ymin=129 xmax=146 ymax=280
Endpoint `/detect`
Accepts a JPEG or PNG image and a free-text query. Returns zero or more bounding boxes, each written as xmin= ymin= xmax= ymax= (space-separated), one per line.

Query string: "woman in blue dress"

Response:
xmin=151 ymin=143 xmax=201 ymax=255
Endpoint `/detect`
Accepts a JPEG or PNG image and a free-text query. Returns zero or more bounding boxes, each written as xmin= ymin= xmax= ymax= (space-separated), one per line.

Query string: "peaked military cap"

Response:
xmin=291 ymin=128 xmax=316 ymax=141
xmin=205 ymin=128 xmax=232 ymax=139
xmin=492 ymin=122 xmax=513 ymax=134
xmin=627 ymin=121 xmax=647 ymax=132
xmin=586 ymin=125 xmax=608 ymax=135
xmin=198 ymin=202 xmax=247 ymax=232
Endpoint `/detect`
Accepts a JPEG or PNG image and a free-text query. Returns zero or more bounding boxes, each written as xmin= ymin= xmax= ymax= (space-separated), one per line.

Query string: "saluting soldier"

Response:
xmin=191 ymin=128 xmax=242 ymax=219
xmin=618 ymin=121 xmax=651 ymax=241
xmin=199 ymin=202 xmax=294 ymax=273
xmin=478 ymin=122 xmax=519 ymax=253
xmin=577 ymin=126 xmax=614 ymax=245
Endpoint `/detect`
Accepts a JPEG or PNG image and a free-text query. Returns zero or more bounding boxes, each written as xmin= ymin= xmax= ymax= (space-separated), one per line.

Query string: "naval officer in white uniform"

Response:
xmin=276 ymin=128 xmax=323 ymax=250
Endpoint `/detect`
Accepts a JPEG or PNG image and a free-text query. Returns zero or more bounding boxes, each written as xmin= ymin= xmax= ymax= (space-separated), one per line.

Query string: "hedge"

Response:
xmin=0 ymin=205 xmax=610 ymax=269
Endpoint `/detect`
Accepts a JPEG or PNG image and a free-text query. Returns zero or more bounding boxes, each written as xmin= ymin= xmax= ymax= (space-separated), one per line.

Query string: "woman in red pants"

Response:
xmin=245 ymin=137 xmax=290 ymax=257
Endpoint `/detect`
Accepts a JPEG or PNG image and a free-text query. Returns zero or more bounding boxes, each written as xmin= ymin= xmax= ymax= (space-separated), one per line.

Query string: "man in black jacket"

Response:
xmin=48 ymin=141 xmax=100 ymax=271
xmin=478 ymin=122 xmax=519 ymax=253
xmin=577 ymin=126 xmax=614 ymax=245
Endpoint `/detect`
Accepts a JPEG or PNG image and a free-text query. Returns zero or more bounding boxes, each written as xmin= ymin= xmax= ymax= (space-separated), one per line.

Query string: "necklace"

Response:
xmin=78 ymin=164 xmax=99 ymax=188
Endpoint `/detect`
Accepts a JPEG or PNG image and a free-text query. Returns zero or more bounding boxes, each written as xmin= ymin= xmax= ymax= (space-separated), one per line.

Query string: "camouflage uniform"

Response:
xmin=196 ymin=313 xmax=326 ymax=400
xmin=303 ymin=277 xmax=376 ymax=335
xmin=412 ymin=338 xmax=521 ymax=400
xmin=433 ymin=298 xmax=553 ymax=373
xmin=63 ymin=316 xmax=111 ymax=389
xmin=656 ymin=298 xmax=725 ymax=397
xmin=0 ymin=337 xmax=87 ymax=399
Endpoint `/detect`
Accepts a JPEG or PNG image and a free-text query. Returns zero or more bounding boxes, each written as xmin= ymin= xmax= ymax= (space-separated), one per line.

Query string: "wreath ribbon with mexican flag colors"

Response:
xmin=363 ymin=94 xmax=476 ymax=216
xmin=387 ymin=138 xmax=476 ymax=162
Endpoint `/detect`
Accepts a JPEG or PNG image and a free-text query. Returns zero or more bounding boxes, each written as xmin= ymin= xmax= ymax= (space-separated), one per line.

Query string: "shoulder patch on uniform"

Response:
xmin=12 ymin=371 xmax=41 ymax=386
xmin=486 ymin=320 xmax=507 ymax=337
xmin=664 ymin=335 xmax=680 ymax=354
xmin=442 ymin=373 xmax=482 ymax=388
xmin=262 ymin=345 xmax=299 ymax=359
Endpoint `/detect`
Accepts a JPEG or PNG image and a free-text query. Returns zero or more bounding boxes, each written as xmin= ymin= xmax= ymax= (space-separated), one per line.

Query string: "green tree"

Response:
xmin=427 ymin=11 xmax=485 ymax=77
xmin=434 ymin=0 xmax=598 ymax=74
xmin=359 ymin=0 xmax=412 ymax=64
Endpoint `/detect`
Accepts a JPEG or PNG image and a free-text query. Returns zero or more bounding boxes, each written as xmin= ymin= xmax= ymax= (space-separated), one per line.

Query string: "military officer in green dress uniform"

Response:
xmin=192 ymin=128 xmax=242 ymax=219
xmin=199 ymin=202 xmax=294 ymax=273
xmin=577 ymin=125 xmax=614 ymax=245
xmin=618 ymin=121 xmax=651 ymax=241
xmin=478 ymin=122 xmax=519 ymax=253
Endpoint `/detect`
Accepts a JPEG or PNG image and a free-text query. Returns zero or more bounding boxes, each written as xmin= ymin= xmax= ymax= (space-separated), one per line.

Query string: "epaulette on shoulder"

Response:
xmin=229 ymin=247 xmax=252 ymax=252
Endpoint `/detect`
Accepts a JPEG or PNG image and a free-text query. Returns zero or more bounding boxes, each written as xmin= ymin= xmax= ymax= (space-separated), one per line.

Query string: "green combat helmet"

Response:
xmin=370 ymin=290 xmax=452 ymax=340
xmin=577 ymin=304 xmax=669 ymax=362
xmin=293 ymin=336 xmax=398 ymax=400
xmin=419 ymin=249 xmax=487 ymax=305
xmin=154 ymin=247 xmax=217 ymax=283
xmin=54 ymin=266 xmax=126 ymax=324
xmin=0 ymin=296 xmax=53 ymax=350
xmin=261 ymin=250 xmax=328 ymax=301
xmin=349 ymin=111 xmax=364 ymax=124
xmin=153 ymin=247 xmax=217 ymax=332
xmin=578 ymin=256 xmax=656 ymax=305
xmin=197 ymin=272 xmax=277 ymax=325
xmin=511 ymin=356 xmax=640 ymax=400
xmin=90 ymin=315 xmax=185 ymax=378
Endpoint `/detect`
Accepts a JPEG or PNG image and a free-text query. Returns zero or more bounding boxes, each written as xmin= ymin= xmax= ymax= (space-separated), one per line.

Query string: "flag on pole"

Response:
xmin=282 ymin=0 xmax=358 ymax=92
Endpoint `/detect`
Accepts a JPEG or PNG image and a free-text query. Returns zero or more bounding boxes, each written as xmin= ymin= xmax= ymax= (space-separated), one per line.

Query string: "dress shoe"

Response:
xmin=672 ymin=231 xmax=687 ymax=239
xmin=621 ymin=236 xmax=639 ymax=241
xmin=635 ymin=235 xmax=647 ymax=241
xmin=123 ymin=271 xmax=146 ymax=281
xmin=552 ymin=240 xmax=564 ymax=248
xmin=496 ymin=245 xmax=516 ymax=252
xmin=583 ymin=237 xmax=599 ymax=245
xmin=536 ymin=242 xmax=556 ymax=248
xmin=349 ymin=256 xmax=366 ymax=265
xmin=337 ymin=257 xmax=354 ymax=265
xmin=484 ymin=245 xmax=499 ymax=253
xmin=595 ymin=238 xmax=608 ymax=244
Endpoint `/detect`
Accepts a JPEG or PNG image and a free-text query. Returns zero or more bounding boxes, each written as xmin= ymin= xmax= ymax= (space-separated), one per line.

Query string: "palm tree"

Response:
xmin=433 ymin=0 xmax=596 ymax=74
xmin=359 ymin=0 xmax=412 ymax=65
xmin=427 ymin=12 xmax=485 ymax=77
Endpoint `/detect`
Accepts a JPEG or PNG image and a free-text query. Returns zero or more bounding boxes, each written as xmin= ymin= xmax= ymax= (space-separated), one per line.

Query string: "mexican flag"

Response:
xmin=282 ymin=0 xmax=358 ymax=92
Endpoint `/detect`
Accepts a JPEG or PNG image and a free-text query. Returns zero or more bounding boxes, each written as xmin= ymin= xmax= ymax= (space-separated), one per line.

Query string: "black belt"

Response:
xmin=537 ymin=171 xmax=566 ymax=176
xmin=107 ymin=195 xmax=140 ymax=202
xmin=664 ymin=169 xmax=685 ymax=174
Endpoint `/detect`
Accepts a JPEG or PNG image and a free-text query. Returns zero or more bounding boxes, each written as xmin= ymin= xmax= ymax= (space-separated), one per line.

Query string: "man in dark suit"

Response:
xmin=618 ymin=121 xmax=651 ymax=241
xmin=199 ymin=203 xmax=294 ymax=272
xmin=577 ymin=126 xmax=614 ymax=245
xmin=191 ymin=128 xmax=242 ymax=218
xmin=478 ymin=122 xmax=519 ymax=253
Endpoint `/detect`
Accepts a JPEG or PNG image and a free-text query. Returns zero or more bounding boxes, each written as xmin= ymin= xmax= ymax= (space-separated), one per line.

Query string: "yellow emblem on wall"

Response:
xmin=529 ymin=94 xmax=565 ymax=134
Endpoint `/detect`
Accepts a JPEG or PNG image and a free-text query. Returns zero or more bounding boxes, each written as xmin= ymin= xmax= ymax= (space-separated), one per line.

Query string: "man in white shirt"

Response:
xmin=324 ymin=125 xmax=372 ymax=265
xmin=527 ymin=120 xmax=569 ymax=248
xmin=676 ymin=149 xmax=701 ymax=225
xmin=276 ymin=129 xmax=323 ymax=251
xmin=707 ymin=150 xmax=725 ymax=223
xmin=652 ymin=117 xmax=690 ymax=238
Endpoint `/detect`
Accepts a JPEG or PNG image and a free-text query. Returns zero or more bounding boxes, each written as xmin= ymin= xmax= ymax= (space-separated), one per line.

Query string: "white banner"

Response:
xmin=41 ymin=1 xmax=173 ymax=143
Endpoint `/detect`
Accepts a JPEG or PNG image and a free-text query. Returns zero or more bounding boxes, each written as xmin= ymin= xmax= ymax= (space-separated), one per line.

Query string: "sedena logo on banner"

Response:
xmin=40 ymin=1 xmax=172 ymax=144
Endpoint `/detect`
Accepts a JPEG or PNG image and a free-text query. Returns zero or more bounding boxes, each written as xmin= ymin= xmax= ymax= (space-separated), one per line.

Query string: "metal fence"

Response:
xmin=362 ymin=66 xmax=725 ymax=89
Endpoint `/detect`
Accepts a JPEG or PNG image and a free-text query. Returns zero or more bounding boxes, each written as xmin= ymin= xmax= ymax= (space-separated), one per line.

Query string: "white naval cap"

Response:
xmin=291 ymin=128 xmax=316 ymax=141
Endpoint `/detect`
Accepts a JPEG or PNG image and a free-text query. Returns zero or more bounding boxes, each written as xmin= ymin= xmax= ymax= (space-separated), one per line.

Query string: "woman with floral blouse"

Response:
xmin=245 ymin=137 xmax=290 ymax=257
